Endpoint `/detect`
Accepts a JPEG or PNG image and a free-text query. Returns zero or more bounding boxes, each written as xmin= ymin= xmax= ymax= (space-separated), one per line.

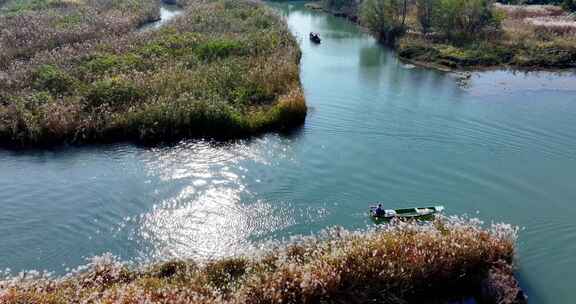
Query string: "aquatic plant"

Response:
xmin=0 ymin=0 xmax=160 ymax=69
xmin=0 ymin=216 xmax=520 ymax=303
xmin=0 ymin=0 xmax=306 ymax=147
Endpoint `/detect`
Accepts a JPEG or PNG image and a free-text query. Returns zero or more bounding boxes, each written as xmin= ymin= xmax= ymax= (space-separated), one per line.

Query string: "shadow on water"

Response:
xmin=0 ymin=123 xmax=306 ymax=159
xmin=134 ymin=127 xmax=306 ymax=152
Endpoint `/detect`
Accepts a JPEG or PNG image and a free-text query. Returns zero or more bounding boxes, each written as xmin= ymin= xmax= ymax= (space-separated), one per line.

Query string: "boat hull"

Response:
xmin=369 ymin=205 xmax=444 ymax=223
xmin=309 ymin=33 xmax=321 ymax=44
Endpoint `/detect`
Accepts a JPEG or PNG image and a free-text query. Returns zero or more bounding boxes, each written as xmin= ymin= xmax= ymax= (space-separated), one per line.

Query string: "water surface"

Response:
xmin=138 ymin=2 xmax=183 ymax=31
xmin=1 ymin=2 xmax=576 ymax=303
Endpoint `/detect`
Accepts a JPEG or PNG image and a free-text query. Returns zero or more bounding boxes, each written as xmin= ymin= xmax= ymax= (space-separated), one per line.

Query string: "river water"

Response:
xmin=138 ymin=1 xmax=183 ymax=31
xmin=1 ymin=1 xmax=576 ymax=303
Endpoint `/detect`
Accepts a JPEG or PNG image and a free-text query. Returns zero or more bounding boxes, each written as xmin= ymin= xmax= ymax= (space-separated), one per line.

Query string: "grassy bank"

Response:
xmin=309 ymin=0 xmax=576 ymax=71
xmin=0 ymin=0 xmax=306 ymax=148
xmin=399 ymin=4 xmax=576 ymax=70
xmin=0 ymin=217 xmax=522 ymax=304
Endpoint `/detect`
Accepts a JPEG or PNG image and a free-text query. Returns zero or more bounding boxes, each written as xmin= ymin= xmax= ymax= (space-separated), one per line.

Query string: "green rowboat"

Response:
xmin=369 ymin=205 xmax=445 ymax=222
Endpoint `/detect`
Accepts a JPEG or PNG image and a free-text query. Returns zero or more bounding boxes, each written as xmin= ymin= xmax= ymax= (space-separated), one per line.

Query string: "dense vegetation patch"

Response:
xmin=0 ymin=0 xmax=160 ymax=68
xmin=316 ymin=0 xmax=576 ymax=70
xmin=398 ymin=2 xmax=576 ymax=69
xmin=0 ymin=217 xmax=521 ymax=303
xmin=0 ymin=0 xmax=306 ymax=147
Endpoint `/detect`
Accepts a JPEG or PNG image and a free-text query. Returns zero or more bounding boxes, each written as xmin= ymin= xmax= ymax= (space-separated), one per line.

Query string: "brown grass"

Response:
xmin=399 ymin=3 xmax=576 ymax=69
xmin=495 ymin=3 xmax=576 ymax=38
xmin=0 ymin=217 xmax=518 ymax=304
xmin=0 ymin=0 xmax=306 ymax=147
xmin=494 ymin=3 xmax=566 ymax=19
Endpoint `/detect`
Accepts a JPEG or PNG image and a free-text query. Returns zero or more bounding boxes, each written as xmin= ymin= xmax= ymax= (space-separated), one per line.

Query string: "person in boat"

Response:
xmin=373 ymin=204 xmax=385 ymax=217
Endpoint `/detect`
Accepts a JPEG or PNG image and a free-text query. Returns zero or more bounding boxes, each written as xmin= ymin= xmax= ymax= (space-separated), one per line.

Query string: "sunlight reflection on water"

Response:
xmin=139 ymin=189 xmax=295 ymax=261
xmin=122 ymin=138 xmax=304 ymax=263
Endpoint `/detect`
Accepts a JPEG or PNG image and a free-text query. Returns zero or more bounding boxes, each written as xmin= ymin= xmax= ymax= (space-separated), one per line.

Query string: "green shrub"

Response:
xmin=196 ymin=39 xmax=245 ymax=61
xmin=28 ymin=91 xmax=55 ymax=106
xmin=85 ymin=77 xmax=146 ymax=109
xmin=135 ymin=33 xmax=202 ymax=59
xmin=33 ymin=65 xmax=78 ymax=96
xmin=80 ymin=53 xmax=147 ymax=75
xmin=53 ymin=13 xmax=83 ymax=29
xmin=433 ymin=0 xmax=498 ymax=41
xmin=232 ymin=83 xmax=273 ymax=105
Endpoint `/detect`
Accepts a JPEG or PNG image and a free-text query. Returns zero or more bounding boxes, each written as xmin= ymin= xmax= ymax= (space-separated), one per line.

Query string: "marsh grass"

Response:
xmin=0 ymin=0 xmax=160 ymax=68
xmin=0 ymin=0 xmax=306 ymax=147
xmin=0 ymin=216 xmax=519 ymax=304
xmin=398 ymin=3 xmax=576 ymax=69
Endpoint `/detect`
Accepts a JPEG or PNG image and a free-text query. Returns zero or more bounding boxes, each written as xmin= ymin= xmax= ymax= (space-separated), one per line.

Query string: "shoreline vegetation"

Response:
xmin=0 ymin=0 xmax=306 ymax=148
xmin=304 ymin=0 xmax=576 ymax=72
xmin=0 ymin=217 xmax=524 ymax=304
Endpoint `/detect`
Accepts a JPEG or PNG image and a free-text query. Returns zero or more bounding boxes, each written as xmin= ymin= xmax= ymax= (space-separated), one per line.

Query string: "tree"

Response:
xmin=416 ymin=0 xmax=436 ymax=33
xmin=433 ymin=0 xmax=498 ymax=40
xmin=360 ymin=0 xmax=408 ymax=43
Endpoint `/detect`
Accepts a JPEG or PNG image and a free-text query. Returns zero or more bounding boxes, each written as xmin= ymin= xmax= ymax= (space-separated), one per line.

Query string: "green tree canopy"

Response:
xmin=360 ymin=0 xmax=408 ymax=43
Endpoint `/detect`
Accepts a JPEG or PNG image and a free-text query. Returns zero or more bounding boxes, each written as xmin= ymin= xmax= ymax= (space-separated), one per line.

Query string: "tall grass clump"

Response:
xmin=0 ymin=216 xmax=522 ymax=304
xmin=0 ymin=0 xmax=306 ymax=147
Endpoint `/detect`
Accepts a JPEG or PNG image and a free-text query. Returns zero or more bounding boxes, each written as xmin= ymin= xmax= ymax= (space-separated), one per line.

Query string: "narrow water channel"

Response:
xmin=1 ymin=1 xmax=576 ymax=303
xmin=138 ymin=1 xmax=183 ymax=31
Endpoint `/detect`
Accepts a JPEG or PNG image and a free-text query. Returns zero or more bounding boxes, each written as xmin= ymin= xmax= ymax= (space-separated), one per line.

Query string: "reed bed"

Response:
xmin=0 ymin=0 xmax=160 ymax=69
xmin=0 ymin=216 xmax=520 ymax=304
xmin=494 ymin=3 xmax=566 ymax=19
xmin=495 ymin=4 xmax=576 ymax=66
xmin=498 ymin=4 xmax=576 ymax=37
xmin=398 ymin=2 xmax=576 ymax=69
xmin=0 ymin=0 xmax=306 ymax=147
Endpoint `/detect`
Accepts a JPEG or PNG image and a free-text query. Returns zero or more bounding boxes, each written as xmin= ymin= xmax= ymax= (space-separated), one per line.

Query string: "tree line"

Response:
xmin=322 ymin=0 xmax=574 ymax=44
xmin=361 ymin=0 xmax=499 ymax=43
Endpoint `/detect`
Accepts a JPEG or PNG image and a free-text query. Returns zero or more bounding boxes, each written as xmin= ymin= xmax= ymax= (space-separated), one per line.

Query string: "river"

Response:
xmin=1 ymin=1 xmax=576 ymax=303
xmin=138 ymin=1 xmax=183 ymax=31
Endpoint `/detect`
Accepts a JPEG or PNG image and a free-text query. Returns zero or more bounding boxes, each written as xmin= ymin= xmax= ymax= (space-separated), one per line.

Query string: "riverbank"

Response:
xmin=305 ymin=1 xmax=576 ymax=72
xmin=398 ymin=3 xmax=576 ymax=71
xmin=0 ymin=0 xmax=306 ymax=148
xmin=0 ymin=217 xmax=523 ymax=304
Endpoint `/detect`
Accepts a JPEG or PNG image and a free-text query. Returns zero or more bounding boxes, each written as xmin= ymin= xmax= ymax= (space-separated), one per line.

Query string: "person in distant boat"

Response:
xmin=374 ymin=204 xmax=385 ymax=217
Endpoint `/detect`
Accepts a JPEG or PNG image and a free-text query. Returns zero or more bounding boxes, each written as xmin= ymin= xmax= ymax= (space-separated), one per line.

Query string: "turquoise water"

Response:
xmin=1 ymin=2 xmax=576 ymax=302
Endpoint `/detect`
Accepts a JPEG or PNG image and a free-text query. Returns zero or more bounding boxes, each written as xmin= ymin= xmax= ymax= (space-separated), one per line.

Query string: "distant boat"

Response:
xmin=309 ymin=32 xmax=321 ymax=44
xmin=369 ymin=205 xmax=444 ymax=222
